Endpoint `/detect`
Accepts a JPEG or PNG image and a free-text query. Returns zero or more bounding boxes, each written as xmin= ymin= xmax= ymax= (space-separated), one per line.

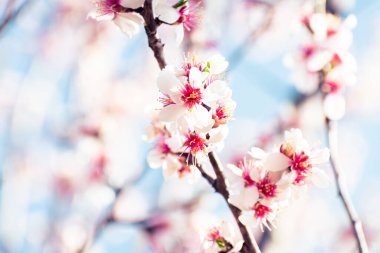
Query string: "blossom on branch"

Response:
xmin=88 ymin=0 xmax=198 ymax=43
xmin=147 ymin=55 xmax=234 ymax=178
xmin=226 ymin=128 xmax=330 ymax=230
xmin=201 ymin=220 xmax=243 ymax=253
xmin=285 ymin=8 xmax=357 ymax=119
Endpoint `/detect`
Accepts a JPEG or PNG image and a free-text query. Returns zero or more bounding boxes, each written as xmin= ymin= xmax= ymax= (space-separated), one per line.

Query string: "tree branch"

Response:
xmin=142 ymin=0 xmax=166 ymax=70
xmin=325 ymin=118 xmax=369 ymax=253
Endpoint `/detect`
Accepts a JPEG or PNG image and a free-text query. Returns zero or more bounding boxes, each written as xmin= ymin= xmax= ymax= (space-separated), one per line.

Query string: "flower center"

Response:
xmin=302 ymin=46 xmax=315 ymax=60
xmin=257 ymin=177 xmax=277 ymax=198
xmin=291 ymin=151 xmax=312 ymax=185
xmin=184 ymin=132 xmax=207 ymax=155
xmin=291 ymin=151 xmax=311 ymax=173
xmin=159 ymin=142 xmax=171 ymax=155
xmin=181 ymin=84 xmax=202 ymax=109
xmin=206 ymin=227 xmax=221 ymax=242
xmin=253 ymin=203 xmax=272 ymax=219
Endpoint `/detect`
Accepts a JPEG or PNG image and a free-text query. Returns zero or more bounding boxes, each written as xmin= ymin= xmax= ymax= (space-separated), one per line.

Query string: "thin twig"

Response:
xmin=228 ymin=1 xmax=275 ymax=70
xmin=0 ymin=0 xmax=34 ymax=36
xmin=195 ymin=161 xmax=216 ymax=187
xmin=325 ymin=118 xmax=369 ymax=253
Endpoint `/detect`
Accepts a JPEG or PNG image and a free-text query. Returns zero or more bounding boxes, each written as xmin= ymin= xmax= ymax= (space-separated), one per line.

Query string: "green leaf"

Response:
xmin=173 ymin=0 xmax=188 ymax=8
xmin=216 ymin=238 xmax=226 ymax=249
xmin=202 ymin=61 xmax=211 ymax=73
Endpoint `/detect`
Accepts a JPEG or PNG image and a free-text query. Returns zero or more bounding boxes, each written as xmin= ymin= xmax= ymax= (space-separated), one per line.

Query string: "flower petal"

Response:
xmin=120 ymin=0 xmax=144 ymax=8
xmin=157 ymin=68 xmax=182 ymax=94
xmin=310 ymin=168 xmax=330 ymax=188
xmin=113 ymin=13 xmax=143 ymax=38
xmin=163 ymin=155 xmax=181 ymax=179
xmin=155 ymin=3 xmax=179 ymax=23
xmin=158 ymin=104 xmax=184 ymax=122
xmin=207 ymin=55 xmax=229 ymax=75
xmin=88 ymin=10 xmax=115 ymax=21
xmin=249 ymin=147 xmax=267 ymax=160
xmin=147 ymin=149 xmax=163 ymax=168
xmin=189 ymin=67 xmax=204 ymax=88
xmin=187 ymin=105 xmax=212 ymax=127
xmin=264 ymin=152 xmax=290 ymax=172
xmin=323 ymin=93 xmax=346 ymax=120
xmin=175 ymin=24 xmax=184 ymax=46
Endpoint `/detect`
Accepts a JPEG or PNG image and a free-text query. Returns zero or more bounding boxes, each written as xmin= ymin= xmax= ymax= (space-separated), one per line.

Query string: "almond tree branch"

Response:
xmin=325 ymin=118 xmax=369 ymax=253
xmin=142 ymin=0 xmax=166 ymax=70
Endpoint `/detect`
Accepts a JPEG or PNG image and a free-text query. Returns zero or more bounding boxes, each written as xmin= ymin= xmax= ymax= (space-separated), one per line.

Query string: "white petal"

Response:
xmin=310 ymin=168 xmax=330 ymax=188
xmin=310 ymin=148 xmax=330 ymax=165
xmin=189 ymin=67 xmax=204 ymax=88
xmin=88 ymin=10 xmax=115 ymax=21
xmin=323 ymin=93 xmax=346 ymax=120
xmin=113 ymin=13 xmax=143 ymax=38
xmin=226 ymin=164 xmax=243 ymax=176
xmin=264 ymin=152 xmax=290 ymax=172
xmin=229 ymin=187 xmax=259 ymax=210
xmin=249 ymin=147 xmax=267 ymax=160
xmin=165 ymin=134 xmax=184 ymax=152
xmin=206 ymin=80 xmax=231 ymax=100
xmin=147 ymin=149 xmax=163 ymax=168
xmin=175 ymin=25 xmax=184 ymax=46
xmin=207 ymin=55 xmax=229 ymax=75
xmin=309 ymin=13 xmax=327 ymax=41
xmin=208 ymin=125 xmax=228 ymax=144
xmin=163 ymin=155 xmax=181 ymax=179
xmin=307 ymin=50 xmax=332 ymax=72
xmin=155 ymin=4 xmax=179 ymax=23
xmin=158 ymin=104 xmax=184 ymax=122
xmin=187 ymin=105 xmax=212 ymax=128
xmin=120 ymin=0 xmax=144 ymax=8
xmin=284 ymin=129 xmax=309 ymax=153
xmin=238 ymin=211 xmax=257 ymax=228
xmin=157 ymin=68 xmax=181 ymax=94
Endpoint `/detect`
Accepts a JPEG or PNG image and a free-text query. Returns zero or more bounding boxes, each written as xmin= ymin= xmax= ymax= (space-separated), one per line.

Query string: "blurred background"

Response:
xmin=0 ymin=0 xmax=380 ymax=252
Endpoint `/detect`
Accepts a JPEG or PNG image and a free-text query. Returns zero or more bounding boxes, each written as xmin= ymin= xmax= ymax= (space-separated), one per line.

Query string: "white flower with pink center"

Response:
xmin=157 ymin=56 xmax=230 ymax=129
xmin=226 ymin=156 xmax=292 ymax=212
xmin=239 ymin=200 xmax=278 ymax=231
xmin=286 ymin=11 xmax=356 ymax=95
xmin=250 ymin=128 xmax=330 ymax=187
xmin=88 ymin=0 xmax=196 ymax=40
xmin=88 ymin=0 xmax=144 ymax=37
xmin=147 ymin=135 xmax=182 ymax=179
xmin=171 ymin=0 xmax=200 ymax=44
xmin=201 ymin=221 xmax=243 ymax=253
xmin=165 ymin=125 xmax=228 ymax=164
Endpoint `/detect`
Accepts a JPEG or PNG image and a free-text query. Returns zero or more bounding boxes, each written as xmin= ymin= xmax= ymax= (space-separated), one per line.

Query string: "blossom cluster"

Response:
xmin=226 ymin=129 xmax=330 ymax=230
xmin=147 ymin=55 xmax=236 ymax=179
xmin=88 ymin=0 xmax=198 ymax=43
xmin=286 ymin=10 xmax=357 ymax=120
